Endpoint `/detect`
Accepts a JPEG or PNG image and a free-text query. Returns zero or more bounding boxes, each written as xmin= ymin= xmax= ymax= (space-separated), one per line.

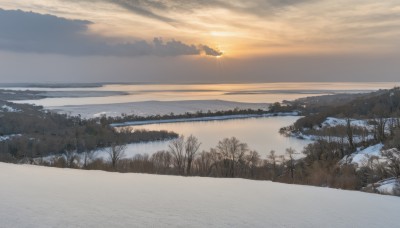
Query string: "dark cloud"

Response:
xmin=0 ymin=9 xmax=222 ymax=57
xmin=201 ymin=45 xmax=223 ymax=56
xmin=67 ymin=0 xmax=313 ymax=23
xmin=107 ymin=0 xmax=176 ymax=23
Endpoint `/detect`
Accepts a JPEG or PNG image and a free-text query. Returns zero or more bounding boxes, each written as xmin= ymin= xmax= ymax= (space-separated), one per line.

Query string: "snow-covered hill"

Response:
xmin=1 ymin=162 xmax=399 ymax=228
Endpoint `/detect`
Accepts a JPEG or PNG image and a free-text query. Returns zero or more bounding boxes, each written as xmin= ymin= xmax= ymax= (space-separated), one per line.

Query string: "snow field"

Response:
xmin=1 ymin=162 xmax=400 ymax=228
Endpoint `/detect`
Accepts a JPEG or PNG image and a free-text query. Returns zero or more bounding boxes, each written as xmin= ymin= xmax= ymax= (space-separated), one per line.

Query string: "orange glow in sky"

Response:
xmin=1 ymin=0 xmax=399 ymax=58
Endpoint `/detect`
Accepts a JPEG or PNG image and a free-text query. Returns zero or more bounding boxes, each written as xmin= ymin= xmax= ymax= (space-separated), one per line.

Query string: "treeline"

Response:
xmin=95 ymin=108 xmax=270 ymax=125
xmin=279 ymin=87 xmax=400 ymax=155
xmin=0 ymin=101 xmax=178 ymax=162
xmin=37 ymin=135 xmax=400 ymax=196
xmin=290 ymin=87 xmax=400 ymax=130
xmin=0 ymin=89 xmax=46 ymax=100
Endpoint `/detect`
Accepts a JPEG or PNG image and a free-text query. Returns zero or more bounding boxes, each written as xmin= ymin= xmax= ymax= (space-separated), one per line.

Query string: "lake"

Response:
xmin=112 ymin=116 xmax=312 ymax=158
xmin=4 ymin=82 xmax=397 ymax=158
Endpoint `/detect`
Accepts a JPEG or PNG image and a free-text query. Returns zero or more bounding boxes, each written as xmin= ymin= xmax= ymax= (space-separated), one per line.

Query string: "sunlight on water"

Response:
xmin=7 ymin=82 xmax=399 ymax=107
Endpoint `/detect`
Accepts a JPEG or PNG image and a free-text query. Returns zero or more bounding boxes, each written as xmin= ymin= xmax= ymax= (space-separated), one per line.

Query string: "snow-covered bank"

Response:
xmin=37 ymin=141 xmax=170 ymax=165
xmin=340 ymin=144 xmax=384 ymax=167
xmin=322 ymin=117 xmax=369 ymax=128
xmin=0 ymin=134 xmax=21 ymax=142
xmin=0 ymin=104 xmax=21 ymax=112
xmin=375 ymin=178 xmax=400 ymax=195
xmin=1 ymin=163 xmax=400 ymax=228
xmin=111 ymin=112 xmax=298 ymax=127
xmin=286 ymin=117 xmax=385 ymax=143
xmin=50 ymin=100 xmax=269 ymax=118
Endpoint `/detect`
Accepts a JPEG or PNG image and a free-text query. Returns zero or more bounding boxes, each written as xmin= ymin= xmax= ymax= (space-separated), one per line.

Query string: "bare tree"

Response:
xmin=279 ymin=155 xmax=286 ymax=179
xmin=346 ymin=118 xmax=355 ymax=150
xmin=185 ymin=135 xmax=201 ymax=175
xmin=246 ymin=150 xmax=260 ymax=178
xmin=268 ymin=150 xmax=277 ymax=180
xmin=360 ymin=126 xmax=369 ymax=146
xmin=207 ymin=148 xmax=222 ymax=176
xmin=375 ymin=117 xmax=387 ymax=142
xmin=82 ymin=150 xmax=96 ymax=169
xmin=217 ymin=137 xmax=248 ymax=177
xmin=169 ymin=136 xmax=186 ymax=175
xmin=387 ymin=118 xmax=397 ymax=137
xmin=107 ymin=143 xmax=126 ymax=170
xmin=286 ymin=147 xmax=296 ymax=182
xmin=151 ymin=150 xmax=172 ymax=174
xmin=370 ymin=104 xmax=388 ymax=142
xmin=63 ymin=150 xmax=79 ymax=168
xmin=194 ymin=150 xmax=213 ymax=176
xmin=386 ymin=128 xmax=400 ymax=149
xmin=381 ymin=148 xmax=400 ymax=178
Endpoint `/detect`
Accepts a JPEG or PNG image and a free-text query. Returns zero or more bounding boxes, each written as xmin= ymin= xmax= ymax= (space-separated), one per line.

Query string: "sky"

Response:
xmin=0 ymin=0 xmax=399 ymax=83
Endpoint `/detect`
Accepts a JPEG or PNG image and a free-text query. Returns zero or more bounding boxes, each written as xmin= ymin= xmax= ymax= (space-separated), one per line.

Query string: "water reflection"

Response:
xmin=118 ymin=116 xmax=312 ymax=158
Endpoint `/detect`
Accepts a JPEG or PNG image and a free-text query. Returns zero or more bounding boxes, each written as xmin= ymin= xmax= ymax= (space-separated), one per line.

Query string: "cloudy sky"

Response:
xmin=0 ymin=0 xmax=399 ymax=83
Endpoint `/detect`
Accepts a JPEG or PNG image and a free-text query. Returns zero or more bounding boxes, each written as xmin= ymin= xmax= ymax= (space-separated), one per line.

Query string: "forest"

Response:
xmin=0 ymin=100 xmax=177 ymax=162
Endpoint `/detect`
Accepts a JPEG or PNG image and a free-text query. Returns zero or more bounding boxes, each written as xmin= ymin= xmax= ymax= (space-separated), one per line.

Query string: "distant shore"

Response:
xmin=111 ymin=112 xmax=299 ymax=127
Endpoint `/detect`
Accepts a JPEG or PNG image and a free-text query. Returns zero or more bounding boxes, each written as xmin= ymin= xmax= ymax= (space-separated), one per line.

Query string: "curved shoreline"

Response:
xmin=111 ymin=112 xmax=299 ymax=127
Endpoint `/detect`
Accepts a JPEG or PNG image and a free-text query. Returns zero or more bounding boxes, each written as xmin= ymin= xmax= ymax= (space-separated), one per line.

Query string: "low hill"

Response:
xmin=290 ymin=87 xmax=400 ymax=129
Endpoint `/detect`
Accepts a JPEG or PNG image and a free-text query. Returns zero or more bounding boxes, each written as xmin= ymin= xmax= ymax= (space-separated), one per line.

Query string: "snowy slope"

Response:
xmin=322 ymin=117 xmax=368 ymax=128
xmin=1 ymin=163 xmax=400 ymax=228
xmin=375 ymin=178 xmax=400 ymax=195
xmin=340 ymin=144 xmax=384 ymax=167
